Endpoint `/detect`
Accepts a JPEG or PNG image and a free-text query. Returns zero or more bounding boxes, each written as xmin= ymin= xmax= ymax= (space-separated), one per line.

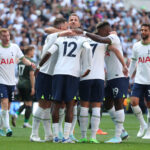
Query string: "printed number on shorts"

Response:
xmin=112 ymin=87 xmax=119 ymax=97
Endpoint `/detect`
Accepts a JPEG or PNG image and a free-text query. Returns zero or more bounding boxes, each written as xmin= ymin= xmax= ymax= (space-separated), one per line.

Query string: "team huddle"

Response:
xmin=0 ymin=13 xmax=150 ymax=144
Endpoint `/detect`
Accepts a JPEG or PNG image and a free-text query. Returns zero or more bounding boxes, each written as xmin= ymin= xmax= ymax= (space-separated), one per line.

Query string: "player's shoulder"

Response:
xmin=47 ymin=32 xmax=58 ymax=39
xmin=10 ymin=43 xmax=20 ymax=49
xmin=133 ymin=40 xmax=142 ymax=49
xmin=108 ymin=34 xmax=120 ymax=41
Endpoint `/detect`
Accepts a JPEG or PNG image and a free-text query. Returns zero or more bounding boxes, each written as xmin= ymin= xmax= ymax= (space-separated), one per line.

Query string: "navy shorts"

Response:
xmin=79 ymin=79 xmax=104 ymax=102
xmin=131 ymin=83 xmax=150 ymax=101
xmin=52 ymin=75 xmax=80 ymax=102
xmin=35 ymin=72 xmax=52 ymax=101
xmin=0 ymin=84 xmax=15 ymax=102
xmin=105 ymin=77 xmax=129 ymax=99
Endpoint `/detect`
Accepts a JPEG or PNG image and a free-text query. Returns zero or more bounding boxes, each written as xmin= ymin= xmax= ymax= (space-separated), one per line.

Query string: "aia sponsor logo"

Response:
xmin=138 ymin=56 xmax=150 ymax=63
xmin=105 ymin=51 xmax=110 ymax=56
xmin=0 ymin=58 xmax=14 ymax=64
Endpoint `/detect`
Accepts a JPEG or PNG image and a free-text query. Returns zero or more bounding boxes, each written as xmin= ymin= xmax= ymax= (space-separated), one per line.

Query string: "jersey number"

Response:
xmin=63 ymin=41 xmax=77 ymax=57
xmin=90 ymin=43 xmax=98 ymax=56
xmin=18 ymin=65 xmax=25 ymax=76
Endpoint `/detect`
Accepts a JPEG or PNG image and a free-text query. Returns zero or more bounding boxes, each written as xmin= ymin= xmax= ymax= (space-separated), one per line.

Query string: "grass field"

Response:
xmin=0 ymin=114 xmax=150 ymax=150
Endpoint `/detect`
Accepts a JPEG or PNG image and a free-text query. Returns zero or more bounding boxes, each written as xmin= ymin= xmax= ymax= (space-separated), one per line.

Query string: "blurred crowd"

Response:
xmin=0 ymin=0 xmax=150 ymax=63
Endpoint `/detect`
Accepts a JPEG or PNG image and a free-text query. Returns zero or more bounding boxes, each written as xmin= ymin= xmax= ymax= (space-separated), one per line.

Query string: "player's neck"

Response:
xmin=1 ymin=42 xmax=10 ymax=48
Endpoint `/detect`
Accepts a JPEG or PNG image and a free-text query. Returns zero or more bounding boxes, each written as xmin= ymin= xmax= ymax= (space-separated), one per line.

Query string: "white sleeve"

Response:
xmin=82 ymin=41 xmax=92 ymax=70
xmin=131 ymin=44 xmax=138 ymax=60
xmin=108 ymin=34 xmax=120 ymax=45
xmin=129 ymin=45 xmax=137 ymax=77
xmin=47 ymin=44 xmax=58 ymax=54
xmin=16 ymin=45 xmax=24 ymax=59
xmin=42 ymin=33 xmax=59 ymax=57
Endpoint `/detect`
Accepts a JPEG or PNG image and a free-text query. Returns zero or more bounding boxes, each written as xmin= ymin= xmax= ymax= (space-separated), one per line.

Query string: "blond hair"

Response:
xmin=0 ymin=28 xmax=9 ymax=35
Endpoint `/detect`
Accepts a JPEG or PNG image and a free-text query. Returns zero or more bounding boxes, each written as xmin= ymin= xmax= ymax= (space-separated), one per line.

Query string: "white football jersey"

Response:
xmin=105 ymin=34 xmax=124 ymax=80
xmin=0 ymin=43 xmax=24 ymax=85
xmin=81 ymin=39 xmax=107 ymax=81
xmin=131 ymin=41 xmax=150 ymax=84
xmin=48 ymin=36 xmax=92 ymax=77
xmin=40 ymin=33 xmax=58 ymax=75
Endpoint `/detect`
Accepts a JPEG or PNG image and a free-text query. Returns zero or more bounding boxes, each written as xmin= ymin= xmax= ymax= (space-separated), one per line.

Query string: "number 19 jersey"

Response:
xmin=48 ymin=36 xmax=92 ymax=77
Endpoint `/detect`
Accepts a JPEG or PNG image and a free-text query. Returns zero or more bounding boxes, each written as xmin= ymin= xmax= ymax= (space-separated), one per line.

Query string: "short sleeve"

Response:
xmin=15 ymin=44 xmax=24 ymax=59
xmin=131 ymin=44 xmax=138 ymax=60
xmin=108 ymin=34 xmax=120 ymax=45
xmin=47 ymin=43 xmax=58 ymax=54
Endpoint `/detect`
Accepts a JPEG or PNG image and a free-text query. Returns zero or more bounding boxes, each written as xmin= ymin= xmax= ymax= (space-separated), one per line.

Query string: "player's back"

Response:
xmin=81 ymin=39 xmax=106 ymax=80
xmin=18 ymin=56 xmax=34 ymax=88
xmin=105 ymin=34 xmax=124 ymax=80
xmin=53 ymin=36 xmax=87 ymax=77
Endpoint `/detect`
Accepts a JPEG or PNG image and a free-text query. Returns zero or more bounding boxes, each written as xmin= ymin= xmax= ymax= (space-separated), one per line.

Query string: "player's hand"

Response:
xmin=110 ymin=31 xmax=117 ymax=35
xmin=59 ymin=29 xmax=73 ymax=36
xmin=34 ymin=68 xmax=39 ymax=77
xmin=72 ymin=28 xmax=83 ymax=35
xmin=31 ymin=63 xmax=36 ymax=69
xmin=123 ymin=66 xmax=128 ymax=77
xmin=81 ymin=69 xmax=90 ymax=77
xmin=30 ymin=88 xmax=35 ymax=96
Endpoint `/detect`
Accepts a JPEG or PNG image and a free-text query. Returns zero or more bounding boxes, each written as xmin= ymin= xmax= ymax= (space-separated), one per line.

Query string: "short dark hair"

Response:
xmin=141 ymin=23 xmax=150 ymax=30
xmin=96 ymin=21 xmax=110 ymax=30
xmin=53 ymin=17 xmax=67 ymax=28
xmin=23 ymin=46 xmax=34 ymax=55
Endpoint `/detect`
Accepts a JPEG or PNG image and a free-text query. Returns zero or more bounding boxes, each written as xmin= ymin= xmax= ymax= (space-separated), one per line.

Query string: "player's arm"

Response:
xmin=35 ymin=44 xmax=58 ymax=76
xmin=129 ymin=45 xmax=137 ymax=78
xmin=29 ymin=70 xmax=35 ymax=96
xmin=81 ymin=41 xmax=92 ymax=77
xmin=44 ymin=27 xmax=61 ymax=34
xmin=73 ymin=29 xmax=111 ymax=44
xmin=129 ymin=58 xmax=137 ymax=78
xmin=21 ymin=57 xmax=36 ymax=69
xmin=108 ymin=45 xmax=128 ymax=77
xmin=45 ymin=27 xmax=74 ymax=37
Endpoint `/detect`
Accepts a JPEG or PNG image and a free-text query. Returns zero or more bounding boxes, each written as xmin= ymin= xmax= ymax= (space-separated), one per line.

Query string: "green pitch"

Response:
xmin=0 ymin=114 xmax=149 ymax=150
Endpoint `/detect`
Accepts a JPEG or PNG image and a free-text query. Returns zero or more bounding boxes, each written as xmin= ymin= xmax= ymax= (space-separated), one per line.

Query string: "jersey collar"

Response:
xmin=0 ymin=42 xmax=11 ymax=48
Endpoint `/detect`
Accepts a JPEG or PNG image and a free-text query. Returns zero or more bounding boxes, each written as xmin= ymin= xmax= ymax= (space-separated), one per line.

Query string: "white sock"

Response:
xmin=108 ymin=106 xmax=116 ymax=126
xmin=115 ymin=109 xmax=125 ymax=138
xmin=0 ymin=113 xmax=3 ymax=129
xmin=42 ymin=108 xmax=53 ymax=139
xmin=52 ymin=123 xmax=59 ymax=138
xmin=64 ymin=122 xmax=72 ymax=139
xmin=91 ymin=107 xmax=100 ymax=139
xmin=59 ymin=108 xmax=65 ymax=134
xmin=70 ymin=105 xmax=77 ymax=135
xmin=79 ymin=107 xmax=89 ymax=138
xmin=108 ymin=106 xmax=125 ymax=131
xmin=147 ymin=108 xmax=150 ymax=128
xmin=31 ymin=106 xmax=44 ymax=137
xmin=1 ymin=110 xmax=10 ymax=130
xmin=132 ymin=105 xmax=147 ymax=127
